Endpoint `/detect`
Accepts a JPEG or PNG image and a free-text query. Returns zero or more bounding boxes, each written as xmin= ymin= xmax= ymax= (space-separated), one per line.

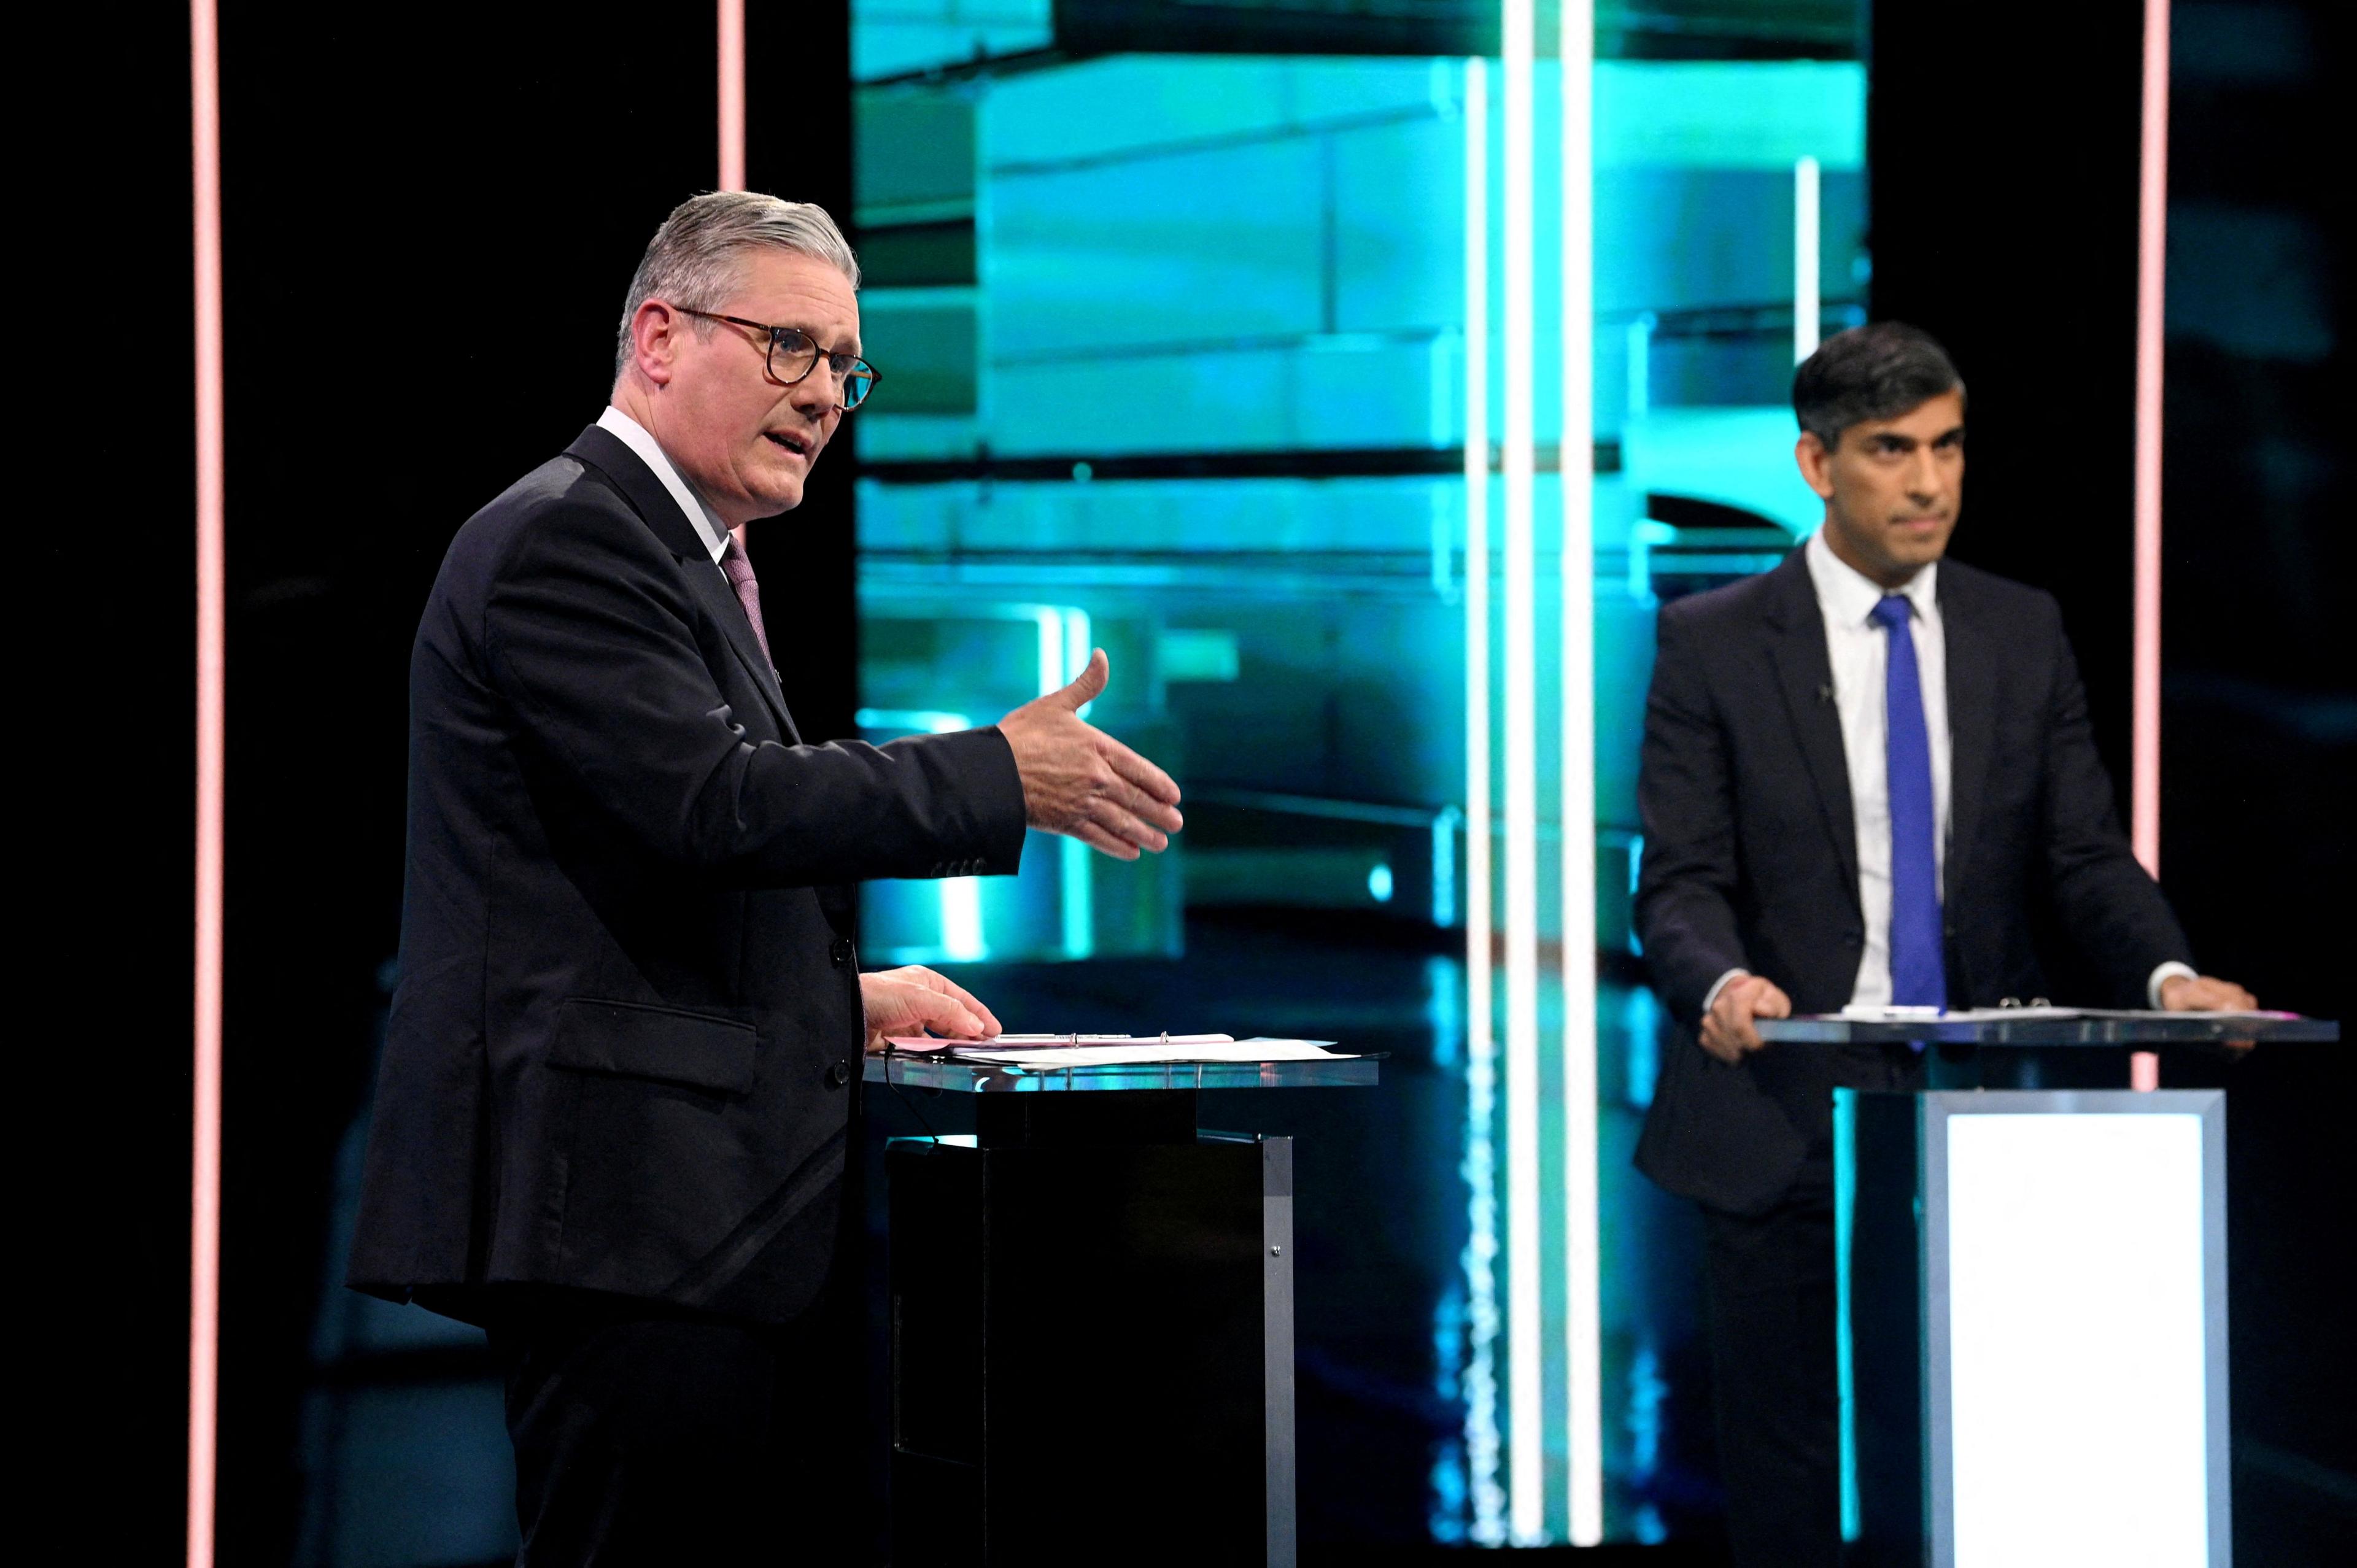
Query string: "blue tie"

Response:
xmin=1871 ymin=594 xmax=1947 ymax=1010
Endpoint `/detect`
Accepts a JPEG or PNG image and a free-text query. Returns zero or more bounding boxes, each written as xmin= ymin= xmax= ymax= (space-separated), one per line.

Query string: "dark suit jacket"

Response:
xmin=347 ymin=425 xmax=1026 ymax=1326
xmin=1632 ymin=549 xmax=2191 ymax=1215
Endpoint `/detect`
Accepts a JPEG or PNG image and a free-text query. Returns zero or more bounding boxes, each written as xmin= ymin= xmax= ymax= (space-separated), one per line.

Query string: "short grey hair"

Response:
xmin=614 ymin=191 xmax=861 ymax=373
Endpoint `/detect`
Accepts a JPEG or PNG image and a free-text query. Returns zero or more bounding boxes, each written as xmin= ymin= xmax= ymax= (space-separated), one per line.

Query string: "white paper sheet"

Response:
xmin=923 ymin=1035 xmax=1345 ymax=1068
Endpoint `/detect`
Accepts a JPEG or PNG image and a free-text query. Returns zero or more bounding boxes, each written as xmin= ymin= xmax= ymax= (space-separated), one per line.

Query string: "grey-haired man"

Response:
xmin=349 ymin=193 xmax=1182 ymax=1562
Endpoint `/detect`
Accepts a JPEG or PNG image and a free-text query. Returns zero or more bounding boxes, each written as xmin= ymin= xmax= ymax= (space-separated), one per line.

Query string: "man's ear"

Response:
xmin=1794 ymin=431 xmax=1836 ymax=500
xmin=629 ymin=299 xmax=681 ymax=387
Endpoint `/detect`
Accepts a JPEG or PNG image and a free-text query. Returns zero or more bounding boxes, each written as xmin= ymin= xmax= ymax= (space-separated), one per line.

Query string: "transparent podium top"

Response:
xmin=866 ymin=1052 xmax=1380 ymax=1094
xmin=1757 ymin=1008 xmax=2337 ymax=1046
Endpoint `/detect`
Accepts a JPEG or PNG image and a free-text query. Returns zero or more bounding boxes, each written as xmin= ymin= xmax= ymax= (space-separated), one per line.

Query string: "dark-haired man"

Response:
xmin=1631 ymin=322 xmax=2253 ymax=1566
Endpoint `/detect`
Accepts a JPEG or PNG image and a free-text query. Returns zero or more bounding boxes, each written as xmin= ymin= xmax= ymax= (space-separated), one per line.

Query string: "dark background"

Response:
xmin=42 ymin=0 xmax=2350 ymax=1558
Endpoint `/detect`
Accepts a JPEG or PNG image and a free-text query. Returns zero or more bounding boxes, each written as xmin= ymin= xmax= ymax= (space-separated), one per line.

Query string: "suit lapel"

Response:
xmin=1763 ymin=552 xmax=1861 ymax=900
xmin=1940 ymin=568 xmax=1995 ymax=893
xmin=563 ymin=425 xmax=800 ymax=741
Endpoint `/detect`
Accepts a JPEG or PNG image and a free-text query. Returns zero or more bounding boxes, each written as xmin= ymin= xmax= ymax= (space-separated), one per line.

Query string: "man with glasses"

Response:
xmin=348 ymin=192 xmax=1184 ymax=1563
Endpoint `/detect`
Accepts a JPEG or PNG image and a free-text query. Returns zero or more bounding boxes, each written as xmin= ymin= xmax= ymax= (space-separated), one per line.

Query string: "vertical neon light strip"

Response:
xmin=718 ymin=0 xmax=746 ymax=190
xmin=2132 ymin=0 xmax=2170 ymax=876
xmin=1499 ymin=0 xmax=1543 ymax=1542
xmin=189 ymin=1 xmax=225 ymax=1562
xmin=1793 ymin=155 xmax=1821 ymax=364
xmin=1461 ymin=58 xmax=1506 ymax=1547
xmin=1056 ymin=610 xmax=1094 ymax=958
xmin=1558 ymin=1 xmax=1602 ymax=1544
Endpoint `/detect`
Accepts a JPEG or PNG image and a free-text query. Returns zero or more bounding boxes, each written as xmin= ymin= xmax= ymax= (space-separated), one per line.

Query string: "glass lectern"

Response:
xmin=868 ymin=1051 xmax=1377 ymax=1568
xmin=1753 ymin=1011 xmax=2337 ymax=1568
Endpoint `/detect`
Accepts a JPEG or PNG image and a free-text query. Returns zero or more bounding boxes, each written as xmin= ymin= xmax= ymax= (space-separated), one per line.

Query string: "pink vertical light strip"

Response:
xmin=718 ymin=0 xmax=746 ymax=190
xmin=188 ymin=0 xmax=226 ymax=1563
xmin=2131 ymin=0 xmax=2170 ymax=876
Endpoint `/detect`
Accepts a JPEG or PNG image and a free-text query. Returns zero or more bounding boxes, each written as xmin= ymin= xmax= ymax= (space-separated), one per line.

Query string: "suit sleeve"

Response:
xmin=1634 ymin=607 xmax=1750 ymax=1025
xmin=480 ymin=497 xmax=1027 ymax=887
xmin=2035 ymin=608 xmax=2193 ymax=1003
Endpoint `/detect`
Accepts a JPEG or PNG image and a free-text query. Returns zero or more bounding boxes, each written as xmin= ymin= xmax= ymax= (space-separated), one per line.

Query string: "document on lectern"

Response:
xmin=883 ymin=1032 xmax=1352 ymax=1068
xmin=1835 ymin=1003 xmax=2293 ymax=1023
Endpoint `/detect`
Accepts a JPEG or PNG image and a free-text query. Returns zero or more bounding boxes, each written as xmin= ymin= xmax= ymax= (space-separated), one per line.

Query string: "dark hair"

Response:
xmin=1792 ymin=322 xmax=1964 ymax=449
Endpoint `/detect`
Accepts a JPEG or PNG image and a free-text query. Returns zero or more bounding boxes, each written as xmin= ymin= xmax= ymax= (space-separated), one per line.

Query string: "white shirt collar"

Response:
xmin=1805 ymin=525 xmax=1938 ymax=626
xmin=595 ymin=406 xmax=732 ymax=565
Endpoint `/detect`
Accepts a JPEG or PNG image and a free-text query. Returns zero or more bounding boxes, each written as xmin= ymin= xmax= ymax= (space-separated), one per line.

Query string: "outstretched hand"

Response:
xmin=997 ymin=649 xmax=1184 ymax=861
xmin=861 ymin=965 xmax=1002 ymax=1052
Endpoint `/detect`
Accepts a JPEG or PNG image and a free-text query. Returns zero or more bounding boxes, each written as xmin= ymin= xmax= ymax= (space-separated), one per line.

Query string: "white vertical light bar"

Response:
xmin=2132 ymin=0 xmax=2170 ymax=876
xmin=1461 ymin=59 xmax=1506 ymax=1545
xmin=939 ymin=877 xmax=986 ymax=960
xmin=1464 ymin=60 xmax=1492 ymax=1151
xmin=1061 ymin=611 xmax=1095 ymax=955
xmin=1558 ymin=0 xmax=1603 ymax=1545
xmin=1794 ymin=154 xmax=1821 ymax=363
xmin=189 ymin=1 xmax=225 ymax=1562
xmin=718 ymin=0 xmax=746 ymax=190
xmin=1500 ymin=0 xmax=1544 ymax=1543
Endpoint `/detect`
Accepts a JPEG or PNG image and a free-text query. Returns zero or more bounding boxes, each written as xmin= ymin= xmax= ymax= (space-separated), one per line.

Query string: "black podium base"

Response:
xmin=888 ymin=1107 xmax=1295 ymax=1566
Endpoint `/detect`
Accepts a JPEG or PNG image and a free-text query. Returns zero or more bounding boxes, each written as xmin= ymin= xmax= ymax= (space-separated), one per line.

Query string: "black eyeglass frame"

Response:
xmin=674 ymin=306 xmax=880 ymax=410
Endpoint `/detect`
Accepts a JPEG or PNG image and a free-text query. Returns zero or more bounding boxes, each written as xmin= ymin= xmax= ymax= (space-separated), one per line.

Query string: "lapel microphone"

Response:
xmin=1817 ymin=682 xmax=1835 ymax=705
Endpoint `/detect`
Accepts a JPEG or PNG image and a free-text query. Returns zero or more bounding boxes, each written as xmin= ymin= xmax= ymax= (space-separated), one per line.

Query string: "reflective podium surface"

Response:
xmin=1758 ymin=1010 xmax=2337 ymax=1047
xmin=866 ymin=1051 xmax=1380 ymax=1094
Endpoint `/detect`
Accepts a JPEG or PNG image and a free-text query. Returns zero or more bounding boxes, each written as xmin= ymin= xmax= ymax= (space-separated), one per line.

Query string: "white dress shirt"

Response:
xmin=1701 ymin=530 xmax=2193 ymax=1015
xmin=1806 ymin=528 xmax=1949 ymax=1008
xmin=596 ymin=406 xmax=733 ymax=568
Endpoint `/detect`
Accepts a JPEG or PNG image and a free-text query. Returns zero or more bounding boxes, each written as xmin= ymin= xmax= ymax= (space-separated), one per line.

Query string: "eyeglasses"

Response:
xmin=675 ymin=307 xmax=880 ymax=411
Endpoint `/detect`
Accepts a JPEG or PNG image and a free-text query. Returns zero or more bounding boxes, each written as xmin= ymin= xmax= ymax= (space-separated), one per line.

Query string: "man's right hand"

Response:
xmin=1699 ymin=972 xmax=1793 ymax=1064
xmin=997 ymin=649 xmax=1184 ymax=862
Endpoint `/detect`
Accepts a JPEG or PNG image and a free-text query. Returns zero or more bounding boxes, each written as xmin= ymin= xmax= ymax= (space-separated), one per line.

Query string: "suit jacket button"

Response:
xmin=829 ymin=1059 xmax=852 ymax=1087
xmin=830 ymin=936 xmax=853 ymax=967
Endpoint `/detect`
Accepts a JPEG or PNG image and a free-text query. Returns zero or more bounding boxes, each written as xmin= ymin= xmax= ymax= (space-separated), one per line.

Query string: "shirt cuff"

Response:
xmin=2147 ymin=961 xmax=2199 ymax=1010
xmin=1700 ymin=968 xmax=1751 ymax=1016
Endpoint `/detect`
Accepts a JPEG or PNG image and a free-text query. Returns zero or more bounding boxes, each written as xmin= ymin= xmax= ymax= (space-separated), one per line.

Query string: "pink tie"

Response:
xmin=719 ymin=539 xmax=774 ymax=671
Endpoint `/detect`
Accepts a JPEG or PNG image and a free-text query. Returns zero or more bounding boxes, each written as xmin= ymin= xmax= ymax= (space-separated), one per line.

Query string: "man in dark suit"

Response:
xmin=1631 ymin=322 xmax=2253 ymax=1567
xmin=347 ymin=192 xmax=1183 ymax=1564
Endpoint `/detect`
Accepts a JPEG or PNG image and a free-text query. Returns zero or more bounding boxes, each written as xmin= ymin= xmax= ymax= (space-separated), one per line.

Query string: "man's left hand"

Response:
xmin=2159 ymin=972 xmax=2260 ymax=1051
xmin=861 ymin=965 xmax=1003 ymax=1052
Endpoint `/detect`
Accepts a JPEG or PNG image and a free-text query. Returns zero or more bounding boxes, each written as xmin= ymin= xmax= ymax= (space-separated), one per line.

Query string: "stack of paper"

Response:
xmin=883 ymin=1033 xmax=1350 ymax=1068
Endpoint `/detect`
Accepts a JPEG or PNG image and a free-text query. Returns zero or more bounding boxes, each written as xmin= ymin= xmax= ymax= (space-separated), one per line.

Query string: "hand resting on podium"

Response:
xmin=2159 ymin=971 xmax=2261 ymax=1049
xmin=862 ymin=965 xmax=1002 ymax=1053
xmin=1700 ymin=973 xmax=1793 ymax=1064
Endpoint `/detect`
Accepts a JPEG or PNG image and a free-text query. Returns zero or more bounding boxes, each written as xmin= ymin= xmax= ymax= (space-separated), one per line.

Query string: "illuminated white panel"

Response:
xmin=1558 ymin=2 xmax=1601 ymax=1544
xmin=1945 ymin=1114 xmax=2210 ymax=1568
